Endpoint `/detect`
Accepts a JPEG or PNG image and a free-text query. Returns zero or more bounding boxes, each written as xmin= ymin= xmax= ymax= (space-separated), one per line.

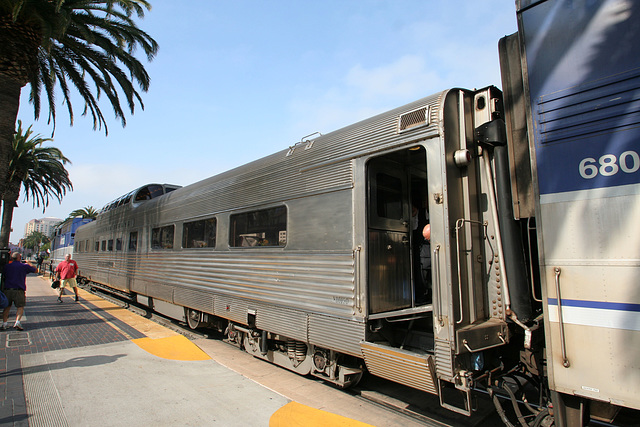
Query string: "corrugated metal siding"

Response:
xmin=128 ymin=251 xmax=357 ymax=318
xmin=435 ymin=338 xmax=454 ymax=380
xmin=255 ymin=306 xmax=308 ymax=343
xmin=148 ymin=282 xmax=173 ymax=302
xmin=213 ymin=295 xmax=248 ymax=324
xmin=172 ymin=284 xmax=215 ymax=314
xmin=308 ymin=314 xmax=365 ymax=357
xmin=361 ymin=342 xmax=437 ymax=395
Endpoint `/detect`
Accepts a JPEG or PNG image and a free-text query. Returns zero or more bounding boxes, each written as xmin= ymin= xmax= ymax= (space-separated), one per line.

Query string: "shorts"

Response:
xmin=61 ymin=278 xmax=78 ymax=289
xmin=4 ymin=289 xmax=26 ymax=308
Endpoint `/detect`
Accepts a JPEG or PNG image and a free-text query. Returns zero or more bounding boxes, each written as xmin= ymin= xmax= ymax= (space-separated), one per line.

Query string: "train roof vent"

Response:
xmin=398 ymin=106 xmax=429 ymax=133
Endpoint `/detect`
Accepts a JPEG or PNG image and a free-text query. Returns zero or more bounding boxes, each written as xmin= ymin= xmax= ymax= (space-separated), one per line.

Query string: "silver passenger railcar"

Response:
xmin=73 ymin=1 xmax=640 ymax=425
xmin=74 ymin=88 xmax=459 ymax=387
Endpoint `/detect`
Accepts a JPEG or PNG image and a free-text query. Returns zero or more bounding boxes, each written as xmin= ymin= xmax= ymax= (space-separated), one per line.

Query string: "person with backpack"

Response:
xmin=2 ymin=252 xmax=36 ymax=330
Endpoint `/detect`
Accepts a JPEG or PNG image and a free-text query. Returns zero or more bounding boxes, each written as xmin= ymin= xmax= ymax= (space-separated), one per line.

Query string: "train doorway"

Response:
xmin=366 ymin=146 xmax=429 ymax=314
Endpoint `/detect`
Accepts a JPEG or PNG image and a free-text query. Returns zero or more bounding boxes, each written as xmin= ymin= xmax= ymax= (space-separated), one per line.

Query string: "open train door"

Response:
xmin=366 ymin=156 xmax=412 ymax=314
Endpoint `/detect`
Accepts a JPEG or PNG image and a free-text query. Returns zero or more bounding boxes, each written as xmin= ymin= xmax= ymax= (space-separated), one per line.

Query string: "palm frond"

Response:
xmin=3 ymin=0 xmax=158 ymax=134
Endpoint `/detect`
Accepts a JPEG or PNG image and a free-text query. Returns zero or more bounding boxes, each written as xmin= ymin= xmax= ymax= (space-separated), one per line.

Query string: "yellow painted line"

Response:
xmin=73 ymin=284 xmax=177 ymax=339
xmin=269 ymin=402 xmax=374 ymax=427
xmin=132 ymin=335 xmax=211 ymax=361
xmin=77 ymin=300 xmax=135 ymax=340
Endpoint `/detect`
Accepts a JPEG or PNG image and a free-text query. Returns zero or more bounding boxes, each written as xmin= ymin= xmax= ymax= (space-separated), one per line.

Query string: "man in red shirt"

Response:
xmin=56 ymin=254 xmax=79 ymax=302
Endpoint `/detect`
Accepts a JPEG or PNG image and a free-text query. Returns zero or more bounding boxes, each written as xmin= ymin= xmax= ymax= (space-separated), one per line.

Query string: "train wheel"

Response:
xmin=186 ymin=308 xmax=204 ymax=329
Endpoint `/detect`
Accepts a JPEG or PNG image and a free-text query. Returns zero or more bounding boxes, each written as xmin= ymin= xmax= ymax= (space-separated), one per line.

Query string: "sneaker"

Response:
xmin=75 ymin=296 xmax=79 ymax=302
xmin=14 ymin=321 xmax=23 ymax=331
xmin=57 ymin=296 xmax=63 ymax=303
xmin=1 ymin=322 xmax=9 ymax=330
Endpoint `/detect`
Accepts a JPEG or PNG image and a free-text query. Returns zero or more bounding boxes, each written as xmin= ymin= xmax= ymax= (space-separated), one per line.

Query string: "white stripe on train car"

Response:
xmin=547 ymin=298 xmax=640 ymax=331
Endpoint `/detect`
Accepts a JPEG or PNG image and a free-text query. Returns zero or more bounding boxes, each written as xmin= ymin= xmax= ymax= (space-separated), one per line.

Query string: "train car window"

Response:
xmin=85 ymin=240 xmax=90 ymax=252
xmin=229 ymin=206 xmax=287 ymax=247
xmin=95 ymin=241 xmax=100 ymax=252
xmin=376 ymin=172 xmax=403 ymax=220
xmin=183 ymin=218 xmax=217 ymax=248
xmin=116 ymin=238 xmax=123 ymax=251
xmin=135 ymin=184 xmax=164 ymax=201
xmin=129 ymin=232 xmax=138 ymax=251
xmin=151 ymin=225 xmax=175 ymax=249
xmin=107 ymin=239 xmax=114 ymax=251
xmin=101 ymin=240 xmax=107 ymax=251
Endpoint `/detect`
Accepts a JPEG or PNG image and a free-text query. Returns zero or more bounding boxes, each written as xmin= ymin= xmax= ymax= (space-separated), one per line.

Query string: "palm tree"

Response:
xmin=22 ymin=230 xmax=49 ymax=250
xmin=0 ymin=0 xmax=158 ymax=199
xmin=68 ymin=206 xmax=99 ymax=220
xmin=0 ymin=120 xmax=72 ymax=247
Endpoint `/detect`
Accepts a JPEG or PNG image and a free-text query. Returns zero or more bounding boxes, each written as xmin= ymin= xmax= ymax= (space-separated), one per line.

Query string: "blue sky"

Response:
xmin=12 ymin=0 xmax=517 ymax=243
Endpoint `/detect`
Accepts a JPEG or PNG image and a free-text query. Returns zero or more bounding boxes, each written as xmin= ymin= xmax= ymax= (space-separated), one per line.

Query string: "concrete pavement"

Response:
xmin=1 ymin=273 xmax=426 ymax=427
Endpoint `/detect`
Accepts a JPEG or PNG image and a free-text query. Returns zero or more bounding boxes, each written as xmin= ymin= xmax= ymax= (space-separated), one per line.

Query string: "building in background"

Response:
xmin=24 ymin=217 xmax=63 ymax=239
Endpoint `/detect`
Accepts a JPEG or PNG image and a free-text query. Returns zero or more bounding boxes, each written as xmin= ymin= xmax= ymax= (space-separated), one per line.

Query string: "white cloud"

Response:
xmin=345 ymin=55 xmax=446 ymax=100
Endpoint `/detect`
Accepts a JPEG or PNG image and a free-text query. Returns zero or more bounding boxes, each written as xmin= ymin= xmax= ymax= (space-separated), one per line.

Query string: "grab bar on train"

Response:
xmin=528 ymin=218 xmax=542 ymax=303
xmin=434 ymin=244 xmax=444 ymax=326
xmin=554 ymin=267 xmax=570 ymax=368
xmin=355 ymin=245 xmax=362 ymax=313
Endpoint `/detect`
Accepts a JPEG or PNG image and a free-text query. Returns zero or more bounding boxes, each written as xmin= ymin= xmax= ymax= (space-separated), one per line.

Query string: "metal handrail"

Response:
xmin=434 ymin=244 xmax=444 ymax=326
xmin=554 ymin=267 xmax=570 ymax=368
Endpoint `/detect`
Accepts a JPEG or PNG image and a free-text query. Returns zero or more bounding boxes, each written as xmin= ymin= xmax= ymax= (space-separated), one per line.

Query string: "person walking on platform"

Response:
xmin=36 ymin=254 xmax=43 ymax=274
xmin=2 ymin=252 xmax=36 ymax=331
xmin=56 ymin=254 xmax=80 ymax=303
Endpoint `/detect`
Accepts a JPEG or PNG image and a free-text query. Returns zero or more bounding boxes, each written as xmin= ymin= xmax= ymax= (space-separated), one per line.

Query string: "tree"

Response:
xmin=0 ymin=0 xmax=158 ymax=200
xmin=0 ymin=120 xmax=72 ymax=247
xmin=22 ymin=230 xmax=49 ymax=250
xmin=68 ymin=206 xmax=99 ymax=220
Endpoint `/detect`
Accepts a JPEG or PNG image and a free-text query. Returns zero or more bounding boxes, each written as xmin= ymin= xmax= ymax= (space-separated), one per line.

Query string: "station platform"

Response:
xmin=0 ymin=273 xmax=427 ymax=427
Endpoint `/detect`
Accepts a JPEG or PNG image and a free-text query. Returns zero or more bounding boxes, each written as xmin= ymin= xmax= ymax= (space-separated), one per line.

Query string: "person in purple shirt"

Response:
xmin=2 ymin=252 xmax=37 ymax=331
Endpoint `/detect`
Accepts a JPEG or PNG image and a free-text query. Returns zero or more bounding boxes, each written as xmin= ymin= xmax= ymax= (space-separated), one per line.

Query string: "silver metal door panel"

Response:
xmin=368 ymin=230 xmax=411 ymax=313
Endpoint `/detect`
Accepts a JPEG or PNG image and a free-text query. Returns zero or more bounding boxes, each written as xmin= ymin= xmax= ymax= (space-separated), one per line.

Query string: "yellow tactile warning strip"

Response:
xmin=75 ymin=287 xmax=177 ymax=339
xmin=132 ymin=335 xmax=211 ymax=361
xmin=269 ymin=402 xmax=375 ymax=427
xmin=74 ymin=289 xmax=210 ymax=360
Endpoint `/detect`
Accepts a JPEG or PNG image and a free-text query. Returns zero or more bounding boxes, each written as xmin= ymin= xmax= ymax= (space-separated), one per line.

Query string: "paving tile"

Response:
xmin=0 ymin=275 xmax=145 ymax=425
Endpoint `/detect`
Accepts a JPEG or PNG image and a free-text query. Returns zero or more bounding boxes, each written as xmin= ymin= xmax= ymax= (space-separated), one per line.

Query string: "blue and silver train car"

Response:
xmin=72 ymin=1 xmax=639 ymax=425
xmin=500 ymin=0 xmax=640 ymax=424
xmin=50 ymin=217 xmax=94 ymax=266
